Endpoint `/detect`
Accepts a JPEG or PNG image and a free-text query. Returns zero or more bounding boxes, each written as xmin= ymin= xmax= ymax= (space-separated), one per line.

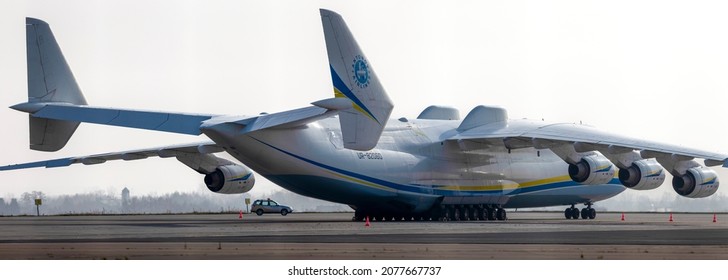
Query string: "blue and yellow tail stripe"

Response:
xmin=329 ymin=65 xmax=380 ymax=124
xmin=253 ymin=137 xmax=620 ymax=197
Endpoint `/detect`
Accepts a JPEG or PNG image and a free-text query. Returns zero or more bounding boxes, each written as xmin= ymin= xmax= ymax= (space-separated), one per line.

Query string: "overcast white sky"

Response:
xmin=1 ymin=0 xmax=728 ymax=201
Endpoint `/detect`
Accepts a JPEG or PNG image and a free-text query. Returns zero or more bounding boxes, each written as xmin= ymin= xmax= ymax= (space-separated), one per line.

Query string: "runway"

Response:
xmin=0 ymin=212 xmax=726 ymax=259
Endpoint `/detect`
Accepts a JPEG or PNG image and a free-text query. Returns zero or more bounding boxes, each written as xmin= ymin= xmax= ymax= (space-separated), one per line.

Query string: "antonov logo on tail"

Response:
xmin=2 ymin=10 xmax=727 ymax=222
xmin=352 ymin=55 xmax=370 ymax=88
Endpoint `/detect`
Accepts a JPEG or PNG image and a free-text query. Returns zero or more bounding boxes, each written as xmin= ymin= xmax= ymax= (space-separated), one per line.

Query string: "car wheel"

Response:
xmin=256 ymin=209 xmax=264 ymax=216
xmin=281 ymin=209 xmax=288 ymax=216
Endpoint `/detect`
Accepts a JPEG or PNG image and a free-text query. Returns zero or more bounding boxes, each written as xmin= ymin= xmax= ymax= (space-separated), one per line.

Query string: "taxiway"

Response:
xmin=0 ymin=212 xmax=725 ymax=259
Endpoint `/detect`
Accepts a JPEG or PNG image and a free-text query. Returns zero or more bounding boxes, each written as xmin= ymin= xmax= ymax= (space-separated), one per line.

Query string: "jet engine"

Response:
xmin=568 ymin=155 xmax=615 ymax=185
xmin=204 ymin=165 xmax=256 ymax=194
xmin=672 ymin=167 xmax=719 ymax=198
xmin=618 ymin=159 xmax=666 ymax=190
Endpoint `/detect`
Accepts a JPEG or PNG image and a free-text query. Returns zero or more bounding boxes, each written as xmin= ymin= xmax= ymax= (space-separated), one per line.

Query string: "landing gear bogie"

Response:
xmin=565 ymin=203 xmax=597 ymax=220
xmin=352 ymin=204 xmax=510 ymax=223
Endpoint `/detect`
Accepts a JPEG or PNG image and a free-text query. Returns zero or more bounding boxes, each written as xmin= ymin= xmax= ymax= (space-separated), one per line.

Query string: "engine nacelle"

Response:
xmin=618 ymin=159 xmax=666 ymax=190
xmin=204 ymin=165 xmax=255 ymax=194
xmin=568 ymin=155 xmax=615 ymax=185
xmin=672 ymin=167 xmax=719 ymax=198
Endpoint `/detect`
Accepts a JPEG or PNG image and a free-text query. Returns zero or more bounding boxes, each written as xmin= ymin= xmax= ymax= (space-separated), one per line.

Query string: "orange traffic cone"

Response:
xmin=239 ymin=210 xmax=243 ymax=220
xmin=669 ymin=213 xmax=673 ymax=222
xmin=713 ymin=214 xmax=718 ymax=223
xmin=365 ymin=216 xmax=371 ymax=227
xmin=621 ymin=213 xmax=625 ymax=221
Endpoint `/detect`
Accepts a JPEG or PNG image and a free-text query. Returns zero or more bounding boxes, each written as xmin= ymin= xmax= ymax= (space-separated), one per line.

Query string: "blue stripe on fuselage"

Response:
xmin=251 ymin=137 xmax=622 ymax=197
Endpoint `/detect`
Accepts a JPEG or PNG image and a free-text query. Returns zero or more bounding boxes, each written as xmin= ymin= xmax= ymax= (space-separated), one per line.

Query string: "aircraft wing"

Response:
xmin=0 ymin=141 xmax=231 ymax=173
xmin=449 ymin=121 xmax=728 ymax=167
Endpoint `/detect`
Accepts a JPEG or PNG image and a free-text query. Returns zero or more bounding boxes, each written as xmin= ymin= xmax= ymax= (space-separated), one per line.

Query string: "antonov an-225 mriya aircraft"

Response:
xmin=2 ymin=10 xmax=726 ymax=222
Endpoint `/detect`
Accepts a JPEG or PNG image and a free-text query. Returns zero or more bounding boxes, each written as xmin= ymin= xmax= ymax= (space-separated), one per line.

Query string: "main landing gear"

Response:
xmin=438 ymin=204 xmax=506 ymax=221
xmin=564 ymin=203 xmax=596 ymax=220
xmin=351 ymin=204 xmax=508 ymax=222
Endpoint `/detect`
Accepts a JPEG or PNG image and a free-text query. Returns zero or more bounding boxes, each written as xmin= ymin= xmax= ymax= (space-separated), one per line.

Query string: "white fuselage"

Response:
xmin=203 ymin=115 xmax=625 ymax=214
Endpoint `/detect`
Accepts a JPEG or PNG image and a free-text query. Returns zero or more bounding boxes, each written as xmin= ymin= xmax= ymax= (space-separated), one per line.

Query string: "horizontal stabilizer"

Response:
xmin=0 ymin=141 xmax=226 ymax=173
xmin=13 ymin=103 xmax=216 ymax=135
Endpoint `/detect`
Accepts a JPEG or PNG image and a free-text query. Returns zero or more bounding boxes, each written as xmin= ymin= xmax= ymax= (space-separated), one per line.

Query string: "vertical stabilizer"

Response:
xmin=320 ymin=9 xmax=393 ymax=151
xmin=25 ymin=18 xmax=87 ymax=151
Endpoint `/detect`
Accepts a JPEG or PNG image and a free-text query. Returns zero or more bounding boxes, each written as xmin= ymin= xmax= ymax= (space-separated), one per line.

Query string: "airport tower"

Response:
xmin=121 ymin=187 xmax=130 ymax=213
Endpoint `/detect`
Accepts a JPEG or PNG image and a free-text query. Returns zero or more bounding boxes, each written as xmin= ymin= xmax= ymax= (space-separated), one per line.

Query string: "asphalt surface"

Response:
xmin=0 ymin=212 xmax=726 ymax=259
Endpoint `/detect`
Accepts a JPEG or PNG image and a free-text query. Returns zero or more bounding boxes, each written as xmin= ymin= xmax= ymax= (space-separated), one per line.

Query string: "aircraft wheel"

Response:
xmin=496 ymin=208 xmax=507 ymax=220
xmin=477 ymin=207 xmax=486 ymax=220
xmin=450 ymin=207 xmax=459 ymax=221
xmin=435 ymin=208 xmax=446 ymax=221
xmin=487 ymin=207 xmax=497 ymax=220
xmin=580 ymin=208 xmax=588 ymax=219
xmin=564 ymin=208 xmax=572 ymax=219
xmin=433 ymin=212 xmax=442 ymax=221
xmin=571 ymin=208 xmax=580 ymax=219
xmin=589 ymin=208 xmax=597 ymax=219
xmin=256 ymin=209 xmax=264 ymax=216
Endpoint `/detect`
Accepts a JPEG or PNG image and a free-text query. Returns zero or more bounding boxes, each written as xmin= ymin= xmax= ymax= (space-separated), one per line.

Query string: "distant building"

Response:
xmin=121 ymin=187 xmax=131 ymax=213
